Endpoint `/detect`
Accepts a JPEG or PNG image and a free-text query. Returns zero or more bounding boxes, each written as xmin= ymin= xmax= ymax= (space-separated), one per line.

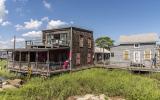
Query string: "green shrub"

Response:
xmin=0 ymin=60 xmax=16 ymax=78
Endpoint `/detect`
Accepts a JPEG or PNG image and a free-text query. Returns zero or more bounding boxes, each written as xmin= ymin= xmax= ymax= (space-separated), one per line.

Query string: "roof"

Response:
xmin=119 ymin=33 xmax=159 ymax=44
xmin=95 ymin=47 xmax=110 ymax=53
xmin=42 ymin=26 xmax=93 ymax=33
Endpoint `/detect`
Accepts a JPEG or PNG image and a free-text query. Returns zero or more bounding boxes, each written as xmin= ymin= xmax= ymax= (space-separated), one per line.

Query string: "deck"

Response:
xmin=8 ymin=64 xmax=96 ymax=76
xmin=8 ymin=61 xmax=160 ymax=76
xmin=8 ymin=64 xmax=160 ymax=77
xmin=101 ymin=65 xmax=160 ymax=72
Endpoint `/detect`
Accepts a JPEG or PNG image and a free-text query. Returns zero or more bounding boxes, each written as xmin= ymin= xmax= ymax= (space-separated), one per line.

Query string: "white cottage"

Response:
xmin=110 ymin=33 xmax=160 ymax=68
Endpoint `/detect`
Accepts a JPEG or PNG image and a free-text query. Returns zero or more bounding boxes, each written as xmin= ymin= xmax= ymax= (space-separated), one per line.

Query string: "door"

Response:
xmin=134 ymin=51 xmax=140 ymax=63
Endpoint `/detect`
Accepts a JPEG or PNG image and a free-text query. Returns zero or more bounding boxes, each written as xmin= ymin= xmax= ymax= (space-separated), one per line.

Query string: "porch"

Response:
xmin=7 ymin=48 xmax=70 ymax=76
xmin=106 ymin=60 xmax=160 ymax=72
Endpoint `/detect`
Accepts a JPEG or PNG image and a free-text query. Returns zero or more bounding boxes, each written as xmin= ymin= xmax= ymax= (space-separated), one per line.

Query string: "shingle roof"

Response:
xmin=119 ymin=33 xmax=159 ymax=44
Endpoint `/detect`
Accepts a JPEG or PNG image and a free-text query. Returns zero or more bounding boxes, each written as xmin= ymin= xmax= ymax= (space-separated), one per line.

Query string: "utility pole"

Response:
xmin=13 ymin=35 xmax=16 ymax=68
xmin=69 ymin=27 xmax=73 ymax=71
xmin=14 ymin=35 xmax=16 ymax=50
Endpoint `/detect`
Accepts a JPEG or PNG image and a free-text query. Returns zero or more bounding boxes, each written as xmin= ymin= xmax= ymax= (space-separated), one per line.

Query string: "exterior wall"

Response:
xmin=71 ymin=28 xmax=94 ymax=68
xmin=42 ymin=27 xmax=94 ymax=68
xmin=110 ymin=43 xmax=156 ymax=67
xmin=42 ymin=28 xmax=71 ymax=45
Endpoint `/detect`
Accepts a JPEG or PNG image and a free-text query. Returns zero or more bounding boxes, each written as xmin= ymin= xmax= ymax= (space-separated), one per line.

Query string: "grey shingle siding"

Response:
xmin=110 ymin=43 xmax=157 ymax=67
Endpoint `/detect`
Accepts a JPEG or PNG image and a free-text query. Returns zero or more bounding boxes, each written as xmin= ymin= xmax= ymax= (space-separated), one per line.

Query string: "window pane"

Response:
xmin=123 ymin=51 xmax=129 ymax=60
xmin=79 ymin=35 xmax=83 ymax=47
xmin=144 ymin=50 xmax=151 ymax=60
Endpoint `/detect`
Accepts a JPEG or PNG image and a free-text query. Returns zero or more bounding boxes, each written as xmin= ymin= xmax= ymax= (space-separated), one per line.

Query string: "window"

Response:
xmin=87 ymin=53 xmax=91 ymax=63
xmin=60 ymin=33 xmax=67 ymax=41
xmin=14 ymin=52 xmax=20 ymax=61
xmin=30 ymin=52 xmax=36 ymax=62
xmin=111 ymin=52 xmax=114 ymax=57
xmin=134 ymin=44 xmax=140 ymax=48
xmin=76 ymin=53 xmax=80 ymax=65
xmin=54 ymin=34 xmax=60 ymax=39
xmin=79 ymin=35 xmax=84 ymax=47
xmin=60 ymin=33 xmax=67 ymax=44
xmin=123 ymin=50 xmax=129 ymax=60
xmin=21 ymin=52 xmax=28 ymax=61
xmin=38 ymin=52 xmax=47 ymax=62
xmin=47 ymin=34 xmax=54 ymax=44
xmin=144 ymin=49 xmax=151 ymax=60
xmin=88 ymin=38 xmax=92 ymax=48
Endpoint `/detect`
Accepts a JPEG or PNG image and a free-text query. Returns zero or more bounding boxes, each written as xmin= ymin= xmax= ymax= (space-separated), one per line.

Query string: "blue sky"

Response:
xmin=0 ymin=0 xmax=160 ymax=48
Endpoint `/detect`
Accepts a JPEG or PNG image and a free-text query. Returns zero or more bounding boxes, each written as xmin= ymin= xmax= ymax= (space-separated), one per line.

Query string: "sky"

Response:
xmin=0 ymin=0 xmax=160 ymax=48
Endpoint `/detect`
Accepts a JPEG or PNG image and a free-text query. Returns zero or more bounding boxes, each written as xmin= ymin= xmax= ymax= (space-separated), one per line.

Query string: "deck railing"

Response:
xmin=8 ymin=61 xmax=70 ymax=75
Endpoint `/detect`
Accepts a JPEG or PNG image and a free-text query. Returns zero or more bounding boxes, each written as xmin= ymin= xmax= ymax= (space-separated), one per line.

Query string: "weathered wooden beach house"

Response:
xmin=110 ymin=33 xmax=160 ymax=70
xmin=7 ymin=27 xmax=94 ymax=76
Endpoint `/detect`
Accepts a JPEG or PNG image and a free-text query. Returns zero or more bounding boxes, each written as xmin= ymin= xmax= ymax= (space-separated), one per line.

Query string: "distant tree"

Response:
xmin=95 ymin=36 xmax=114 ymax=50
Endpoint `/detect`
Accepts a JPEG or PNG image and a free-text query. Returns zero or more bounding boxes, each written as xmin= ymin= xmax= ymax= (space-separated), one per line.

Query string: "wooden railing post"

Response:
xmin=7 ymin=51 xmax=9 ymax=69
xmin=47 ymin=50 xmax=50 ymax=76
xmin=28 ymin=51 xmax=30 ymax=72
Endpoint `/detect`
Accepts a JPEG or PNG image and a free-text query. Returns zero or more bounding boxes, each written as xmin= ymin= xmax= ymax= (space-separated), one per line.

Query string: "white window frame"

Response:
xmin=133 ymin=51 xmax=141 ymax=63
xmin=134 ymin=43 xmax=140 ymax=48
xmin=144 ymin=49 xmax=151 ymax=60
xmin=123 ymin=50 xmax=130 ymax=60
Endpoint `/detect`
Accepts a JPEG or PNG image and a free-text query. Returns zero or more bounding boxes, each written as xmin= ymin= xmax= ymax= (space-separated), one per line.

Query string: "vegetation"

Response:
xmin=95 ymin=36 xmax=114 ymax=49
xmin=0 ymin=69 xmax=160 ymax=100
xmin=0 ymin=60 xmax=16 ymax=78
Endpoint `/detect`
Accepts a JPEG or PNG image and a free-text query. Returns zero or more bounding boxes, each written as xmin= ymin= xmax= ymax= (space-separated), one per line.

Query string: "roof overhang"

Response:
xmin=4 ymin=47 xmax=70 ymax=52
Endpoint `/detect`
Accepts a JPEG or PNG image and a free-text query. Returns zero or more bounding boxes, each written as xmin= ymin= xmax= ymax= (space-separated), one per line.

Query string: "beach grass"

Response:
xmin=0 ymin=68 xmax=160 ymax=100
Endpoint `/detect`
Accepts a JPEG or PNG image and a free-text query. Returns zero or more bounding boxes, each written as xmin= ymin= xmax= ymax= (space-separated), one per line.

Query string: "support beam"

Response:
xmin=36 ymin=51 xmax=38 ymax=73
xmin=7 ymin=51 xmax=9 ymax=69
xmin=13 ymin=36 xmax=16 ymax=68
xmin=28 ymin=51 xmax=30 ymax=69
xmin=69 ymin=27 xmax=73 ymax=71
xmin=19 ymin=51 xmax=21 ymax=70
xmin=47 ymin=50 xmax=50 ymax=76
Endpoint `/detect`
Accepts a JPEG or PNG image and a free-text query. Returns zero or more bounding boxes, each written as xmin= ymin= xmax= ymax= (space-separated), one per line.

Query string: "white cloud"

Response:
xmin=41 ymin=16 xmax=49 ymax=22
xmin=24 ymin=19 xmax=42 ymax=29
xmin=0 ymin=0 xmax=10 ymax=26
xmin=0 ymin=40 xmax=9 ymax=49
xmin=0 ymin=0 xmax=8 ymax=20
xmin=15 ymin=19 xmax=42 ymax=30
xmin=1 ymin=21 xmax=11 ymax=26
xmin=10 ymin=37 xmax=25 ymax=48
xmin=11 ymin=37 xmax=25 ymax=42
xmin=0 ymin=37 xmax=25 ymax=49
xmin=70 ymin=21 xmax=74 ymax=24
xmin=47 ymin=20 xmax=68 ymax=29
xmin=0 ymin=18 xmax=2 ymax=23
xmin=43 ymin=0 xmax=51 ymax=9
xmin=15 ymin=24 xmax=23 ymax=30
xmin=22 ymin=31 xmax=42 ymax=37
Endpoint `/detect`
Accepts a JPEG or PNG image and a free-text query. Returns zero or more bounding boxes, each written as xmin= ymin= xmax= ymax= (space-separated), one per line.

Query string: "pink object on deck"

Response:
xmin=63 ymin=60 xmax=69 ymax=69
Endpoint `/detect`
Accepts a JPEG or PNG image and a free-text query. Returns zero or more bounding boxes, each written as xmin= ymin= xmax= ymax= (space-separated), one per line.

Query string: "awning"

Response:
xmin=94 ymin=47 xmax=110 ymax=53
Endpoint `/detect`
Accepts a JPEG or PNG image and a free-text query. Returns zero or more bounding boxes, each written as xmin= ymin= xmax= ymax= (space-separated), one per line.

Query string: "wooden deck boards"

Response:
xmin=8 ymin=65 xmax=160 ymax=76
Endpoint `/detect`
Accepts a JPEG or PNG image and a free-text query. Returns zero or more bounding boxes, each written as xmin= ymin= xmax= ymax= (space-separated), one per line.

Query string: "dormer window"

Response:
xmin=134 ymin=43 xmax=140 ymax=48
